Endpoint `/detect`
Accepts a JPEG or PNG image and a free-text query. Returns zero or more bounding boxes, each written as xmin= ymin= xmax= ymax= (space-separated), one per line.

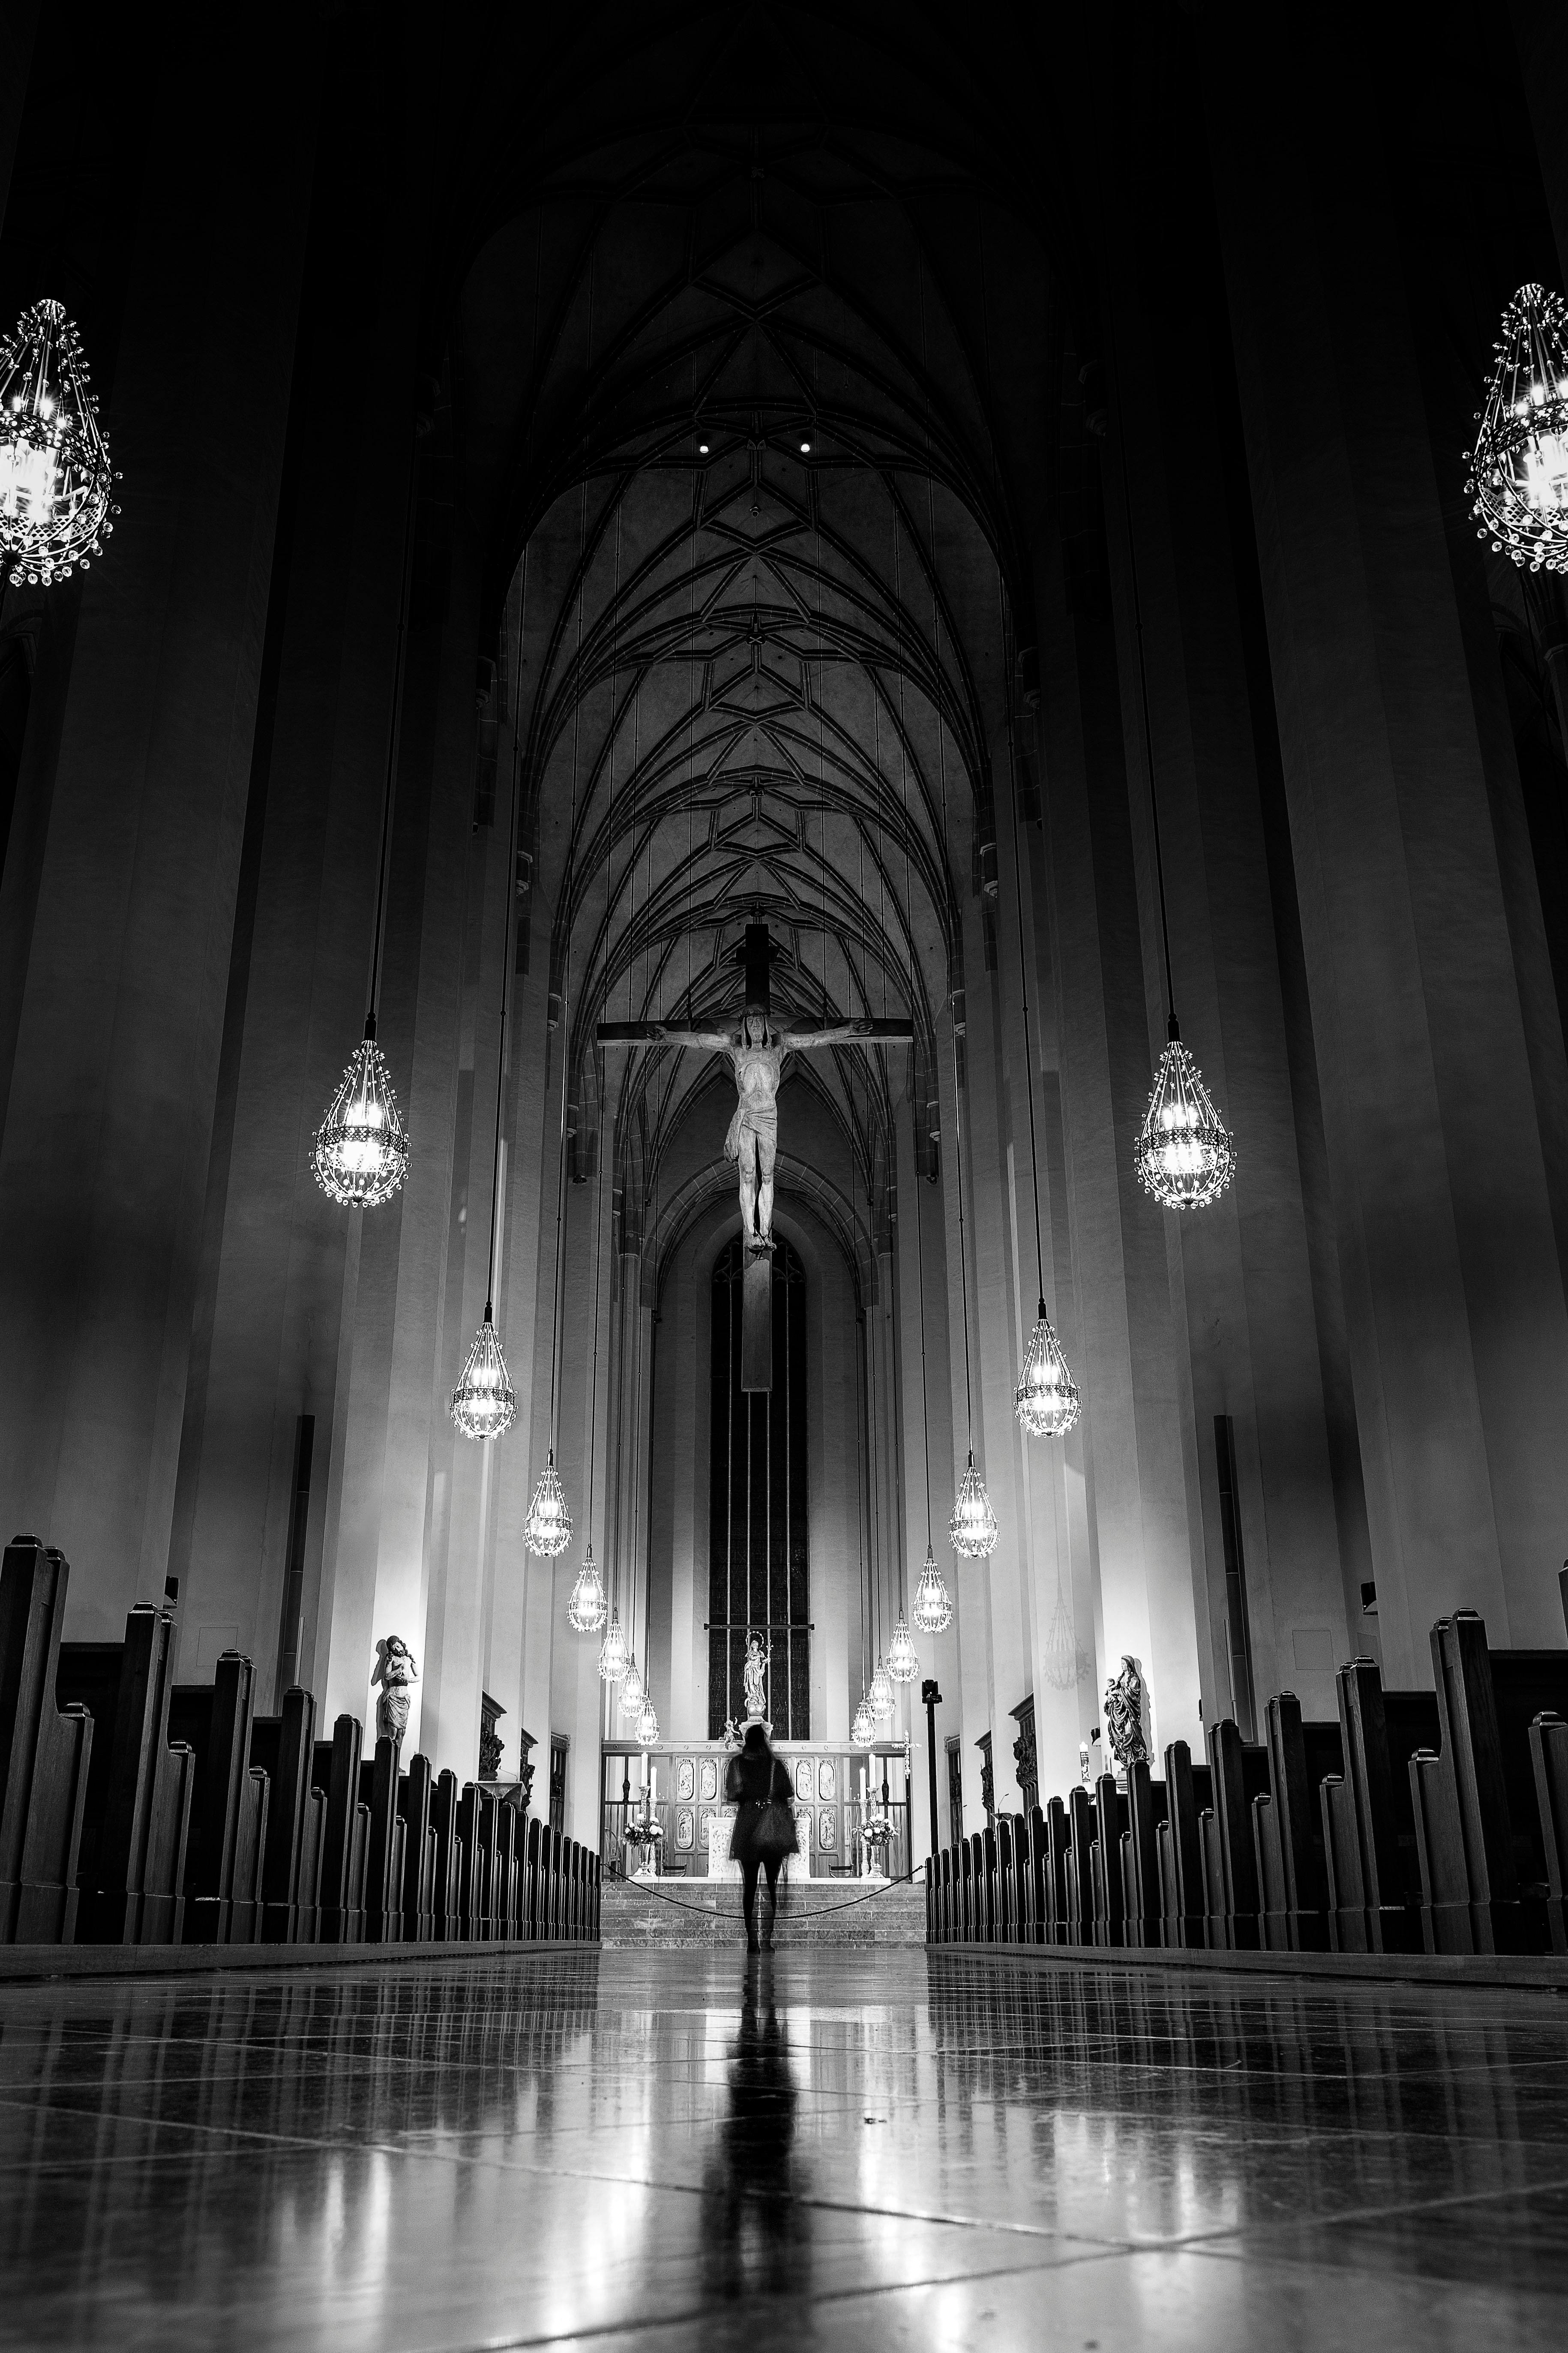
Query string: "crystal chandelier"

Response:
xmin=565 ymin=1537 xmax=604 ymax=1628
xmin=620 ymin=1654 xmax=645 ymax=1714
xmin=1016 ymin=1301 xmax=1080 ymax=1438
xmin=912 ymin=1543 xmax=953 ymax=1635
xmin=1467 ymin=284 xmax=1568 ymax=574
xmin=312 ymin=1022 xmax=409 ymax=1207
xmin=949 ymin=1452 xmax=998 ymax=1558
xmin=635 ymin=1697 xmax=659 ymax=1747
xmin=525 ymin=1453 xmax=573 ymax=1558
xmin=0 ymin=299 xmax=116 ymax=585
xmin=1135 ymin=1019 xmax=1235 ymax=1209
xmin=851 ymin=1691 xmax=876 ymax=1746
xmin=869 ymin=1659 xmax=895 ymax=1721
xmin=886 ymin=1614 xmax=918 ymax=1684
xmin=599 ymin=1608 xmax=628 ymax=1684
xmin=450 ymin=1315 xmax=516 ymax=1441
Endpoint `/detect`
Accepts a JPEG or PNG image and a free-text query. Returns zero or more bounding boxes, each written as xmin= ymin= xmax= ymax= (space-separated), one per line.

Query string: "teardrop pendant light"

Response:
xmin=869 ymin=1660 xmax=895 ymax=1722
xmin=452 ymin=572 xmax=530 ymax=1444
xmin=1016 ymin=1305 xmax=1080 ymax=1438
xmin=1112 ymin=329 xmax=1235 ymax=1213
xmin=598 ymin=1606 xmax=628 ymax=1685
xmin=1466 ymin=283 xmax=1568 ymax=574
xmin=949 ymin=1452 xmax=999 ymax=1558
xmin=450 ymin=1316 xmax=516 ymax=1441
xmin=912 ymin=1543 xmax=953 ymax=1636
xmin=315 ymin=437 xmax=418 ymax=1211
xmin=0 ymin=297 xmax=117 ymax=583
xmin=620 ymin=1654 xmax=645 ymax=1715
xmin=635 ymin=1696 xmax=659 ymax=1747
xmin=1135 ymin=1021 xmax=1235 ymax=1208
xmin=565 ymin=1535 xmax=604 ymax=1624
xmin=886 ymin=1615 xmax=918 ymax=1684
xmin=851 ymin=1692 xmax=876 ymax=1747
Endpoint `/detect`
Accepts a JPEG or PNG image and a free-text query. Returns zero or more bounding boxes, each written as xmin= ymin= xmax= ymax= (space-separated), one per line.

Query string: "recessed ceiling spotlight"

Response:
xmin=698 ymin=440 xmax=710 ymax=455
xmin=800 ymin=438 xmax=812 ymax=453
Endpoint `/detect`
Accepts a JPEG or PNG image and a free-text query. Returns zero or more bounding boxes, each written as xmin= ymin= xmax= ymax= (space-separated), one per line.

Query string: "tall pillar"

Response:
xmin=1205 ymin=29 xmax=1568 ymax=1670
xmin=0 ymin=43 xmax=316 ymax=1630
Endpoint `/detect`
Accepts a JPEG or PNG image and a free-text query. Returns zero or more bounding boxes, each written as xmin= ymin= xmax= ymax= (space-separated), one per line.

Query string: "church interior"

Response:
xmin=3 ymin=2 xmax=1568 ymax=2346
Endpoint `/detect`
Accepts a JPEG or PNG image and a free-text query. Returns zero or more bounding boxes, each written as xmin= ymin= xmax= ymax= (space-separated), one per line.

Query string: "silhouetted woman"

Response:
xmin=725 ymin=1723 xmax=798 ymax=1953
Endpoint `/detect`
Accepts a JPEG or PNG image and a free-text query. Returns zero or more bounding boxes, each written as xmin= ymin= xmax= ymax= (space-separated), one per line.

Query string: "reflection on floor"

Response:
xmin=2 ymin=1946 xmax=1566 ymax=2349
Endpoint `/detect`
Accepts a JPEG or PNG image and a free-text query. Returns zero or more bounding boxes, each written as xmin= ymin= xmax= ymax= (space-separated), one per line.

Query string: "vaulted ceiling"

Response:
xmin=423 ymin=2 xmax=1083 ymax=1278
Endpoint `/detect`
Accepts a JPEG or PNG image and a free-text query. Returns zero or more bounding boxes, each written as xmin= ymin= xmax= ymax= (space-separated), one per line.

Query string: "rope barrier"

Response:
xmin=606 ymin=1869 xmax=917 ymax=1922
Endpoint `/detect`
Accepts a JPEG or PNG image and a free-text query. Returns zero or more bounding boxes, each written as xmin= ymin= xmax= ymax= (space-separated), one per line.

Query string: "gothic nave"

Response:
xmin=2 ymin=2 xmax=1568 ymax=2347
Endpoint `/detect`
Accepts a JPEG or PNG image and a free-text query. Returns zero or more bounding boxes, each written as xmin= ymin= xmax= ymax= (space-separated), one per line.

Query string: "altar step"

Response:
xmin=600 ymin=1879 xmax=926 ymax=1948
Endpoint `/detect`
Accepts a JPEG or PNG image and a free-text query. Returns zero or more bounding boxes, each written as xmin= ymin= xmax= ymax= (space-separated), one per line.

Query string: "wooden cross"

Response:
xmin=599 ymin=923 xmax=912 ymax=1390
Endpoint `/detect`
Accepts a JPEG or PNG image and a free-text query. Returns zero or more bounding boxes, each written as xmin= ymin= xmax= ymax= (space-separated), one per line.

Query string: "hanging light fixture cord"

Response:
xmin=482 ymin=559 xmax=529 ymax=1322
xmin=1109 ymin=313 xmax=1178 ymax=1035
xmin=364 ymin=435 xmax=422 ymax=1042
xmin=1002 ymin=582 xmax=1049 ymax=1318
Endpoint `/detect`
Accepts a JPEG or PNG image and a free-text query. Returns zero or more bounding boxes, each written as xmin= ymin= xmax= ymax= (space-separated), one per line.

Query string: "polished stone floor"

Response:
xmin=1 ymin=1948 xmax=1566 ymax=2351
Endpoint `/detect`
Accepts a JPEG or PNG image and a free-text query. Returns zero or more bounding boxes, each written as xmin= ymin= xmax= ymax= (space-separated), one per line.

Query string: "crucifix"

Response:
xmin=599 ymin=922 xmax=911 ymax=1389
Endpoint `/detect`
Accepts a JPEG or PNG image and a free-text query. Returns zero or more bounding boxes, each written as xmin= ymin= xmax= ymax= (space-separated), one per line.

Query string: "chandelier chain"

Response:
xmin=366 ymin=432 xmax=422 ymax=1037
xmin=1109 ymin=311 xmax=1179 ymax=1032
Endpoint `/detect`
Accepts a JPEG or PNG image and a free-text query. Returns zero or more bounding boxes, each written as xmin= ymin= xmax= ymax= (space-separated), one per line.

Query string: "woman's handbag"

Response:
xmin=754 ymin=1797 xmax=799 ymax=1861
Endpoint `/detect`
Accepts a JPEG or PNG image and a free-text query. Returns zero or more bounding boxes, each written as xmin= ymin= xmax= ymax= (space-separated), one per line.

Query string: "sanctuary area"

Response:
xmin=1 ymin=4 xmax=1567 ymax=2349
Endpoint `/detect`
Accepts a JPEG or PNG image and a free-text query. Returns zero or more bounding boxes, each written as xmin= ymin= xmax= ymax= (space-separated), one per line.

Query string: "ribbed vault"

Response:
xmin=432 ymin=2 xmax=1070 ymax=1286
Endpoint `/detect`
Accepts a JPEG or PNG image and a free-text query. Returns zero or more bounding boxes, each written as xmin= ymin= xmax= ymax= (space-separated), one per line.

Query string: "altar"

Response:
xmin=600 ymin=1737 xmax=910 ymax=1880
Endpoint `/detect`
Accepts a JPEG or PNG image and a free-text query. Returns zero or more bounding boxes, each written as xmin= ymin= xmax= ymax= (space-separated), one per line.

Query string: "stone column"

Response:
xmin=1205 ymin=30 xmax=1568 ymax=1670
xmin=0 ymin=44 xmax=316 ymax=1632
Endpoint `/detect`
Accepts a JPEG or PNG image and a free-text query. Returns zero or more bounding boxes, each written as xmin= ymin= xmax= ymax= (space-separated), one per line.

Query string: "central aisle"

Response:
xmin=1 ymin=1948 xmax=1564 ymax=2350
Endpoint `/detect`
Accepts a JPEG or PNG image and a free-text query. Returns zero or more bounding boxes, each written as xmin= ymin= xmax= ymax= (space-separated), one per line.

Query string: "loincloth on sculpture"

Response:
xmin=723 ymin=1098 xmax=778 ymax=1165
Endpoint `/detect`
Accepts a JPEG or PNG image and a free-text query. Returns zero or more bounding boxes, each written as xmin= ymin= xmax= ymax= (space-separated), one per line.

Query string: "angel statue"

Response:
xmin=742 ymin=1631 xmax=769 ymax=1721
xmin=1103 ymin=1656 xmax=1149 ymax=1771
xmin=373 ymin=1634 xmax=418 ymax=1749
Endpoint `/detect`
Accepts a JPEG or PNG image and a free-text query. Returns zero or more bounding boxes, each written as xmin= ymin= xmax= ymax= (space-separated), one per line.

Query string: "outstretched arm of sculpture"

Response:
xmin=775 ymin=1017 xmax=914 ymax=1050
xmin=597 ymin=1019 xmax=735 ymax=1050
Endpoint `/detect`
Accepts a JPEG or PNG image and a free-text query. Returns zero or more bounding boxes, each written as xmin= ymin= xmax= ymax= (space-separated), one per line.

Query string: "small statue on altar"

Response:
xmin=742 ymin=1632 xmax=768 ymax=1722
xmin=1103 ymin=1656 xmax=1149 ymax=1771
xmin=373 ymin=1635 xmax=417 ymax=1749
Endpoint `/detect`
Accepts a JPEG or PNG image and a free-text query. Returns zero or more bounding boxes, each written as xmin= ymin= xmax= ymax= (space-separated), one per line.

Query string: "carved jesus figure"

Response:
xmin=648 ymin=1005 xmax=881 ymax=1250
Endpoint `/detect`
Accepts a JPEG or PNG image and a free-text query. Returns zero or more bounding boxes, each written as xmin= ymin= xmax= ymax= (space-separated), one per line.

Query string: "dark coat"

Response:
xmin=725 ymin=1742 xmax=798 ymax=1865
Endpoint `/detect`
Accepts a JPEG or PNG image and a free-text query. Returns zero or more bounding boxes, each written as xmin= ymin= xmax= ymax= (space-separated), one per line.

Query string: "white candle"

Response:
xmin=650 ymin=1765 xmax=657 ymax=1805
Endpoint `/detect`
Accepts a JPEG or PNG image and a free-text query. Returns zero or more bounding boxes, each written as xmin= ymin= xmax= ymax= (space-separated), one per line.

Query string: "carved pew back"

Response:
xmin=58 ymin=1604 xmax=195 ymax=1944
xmin=399 ymin=1753 xmax=435 ymax=1942
xmin=171 ymin=1651 xmax=269 ymax=1945
xmin=0 ymin=1538 xmax=93 ymax=1944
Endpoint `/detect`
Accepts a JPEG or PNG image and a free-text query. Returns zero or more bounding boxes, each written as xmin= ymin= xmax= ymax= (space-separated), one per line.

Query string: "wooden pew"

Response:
xmin=58 ymin=1604 xmax=195 ymax=1944
xmin=171 ymin=1652 xmax=269 ymax=1945
xmin=1043 ymin=1795 xmax=1070 ymax=1942
xmin=1252 ymin=1694 xmax=1337 ymax=1951
xmin=315 ymin=1715 xmax=368 ymax=1945
xmin=251 ymin=1687 xmax=318 ymax=1944
xmin=1064 ymin=1787 xmax=1095 ymax=1943
xmin=0 ymin=1537 xmax=93 ymax=1943
xmin=1091 ymin=1775 xmax=1127 ymax=1948
xmin=1205 ymin=1720 xmax=1268 ymax=1950
xmin=523 ymin=1816 xmax=542 ymax=1936
xmin=1530 ymin=1713 xmax=1568 ymax=1954
xmin=1123 ymin=1762 xmax=1165 ymax=1949
xmin=495 ymin=1801 xmax=519 ymax=1938
xmin=1022 ymin=1805 xmax=1047 ymax=1944
xmin=361 ymin=1735 xmax=404 ymax=1945
xmin=1405 ymin=1612 xmax=1565 ymax=1955
xmin=1319 ymin=1659 xmax=1430 ymax=1953
xmin=431 ymin=1768 xmax=462 ymax=1941
xmin=399 ymin=1753 xmax=436 ymax=1942
xmin=1157 ymin=1741 xmax=1208 ymax=1948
